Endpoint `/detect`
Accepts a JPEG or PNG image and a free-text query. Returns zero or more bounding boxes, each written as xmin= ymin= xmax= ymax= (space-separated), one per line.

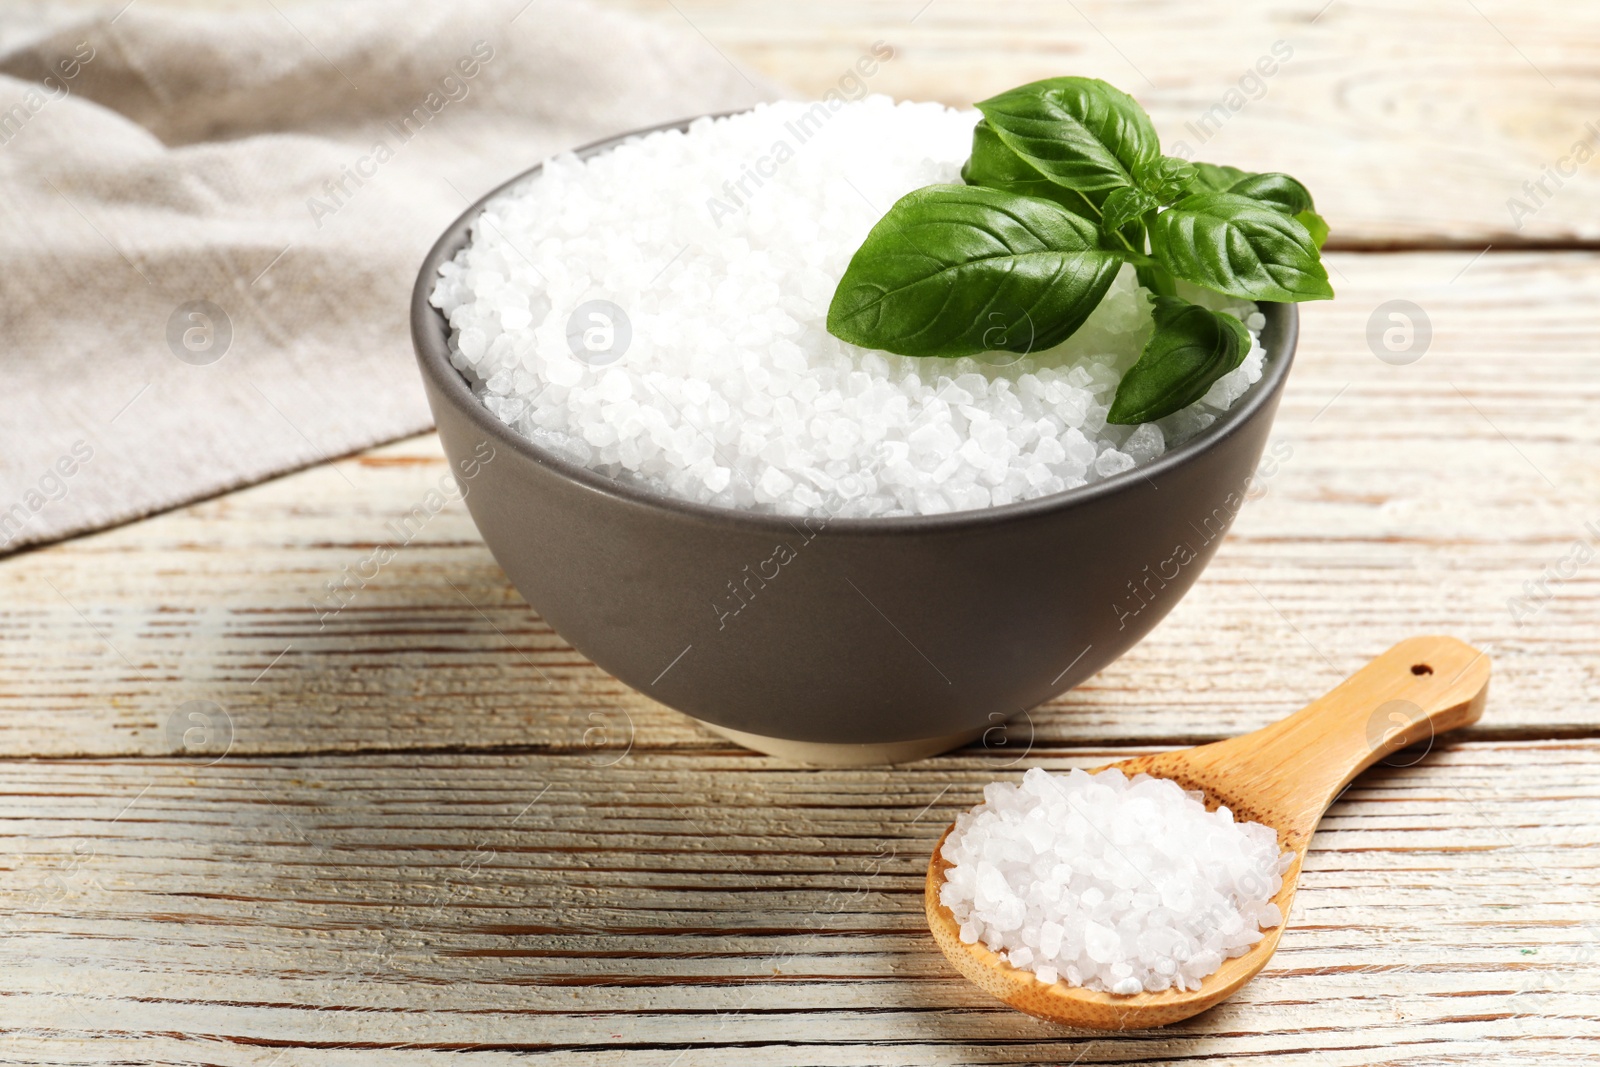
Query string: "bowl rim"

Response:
xmin=410 ymin=110 xmax=1299 ymax=537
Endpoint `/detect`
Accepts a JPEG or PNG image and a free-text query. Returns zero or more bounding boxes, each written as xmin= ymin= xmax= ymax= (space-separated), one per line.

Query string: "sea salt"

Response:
xmin=939 ymin=767 xmax=1292 ymax=995
xmin=432 ymin=98 xmax=1266 ymax=518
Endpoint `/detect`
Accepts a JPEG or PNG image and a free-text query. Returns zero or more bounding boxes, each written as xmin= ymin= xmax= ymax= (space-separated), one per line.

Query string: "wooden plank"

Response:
xmin=1 ymin=741 xmax=1596 ymax=1064
xmin=595 ymin=0 xmax=1600 ymax=248
xmin=1 ymin=251 xmax=1594 ymax=758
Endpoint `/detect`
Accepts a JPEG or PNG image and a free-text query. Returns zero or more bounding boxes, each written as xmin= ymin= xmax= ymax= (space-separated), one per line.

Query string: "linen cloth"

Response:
xmin=0 ymin=0 xmax=776 ymax=555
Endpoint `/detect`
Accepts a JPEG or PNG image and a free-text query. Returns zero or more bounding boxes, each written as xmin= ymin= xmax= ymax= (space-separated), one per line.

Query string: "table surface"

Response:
xmin=5 ymin=2 xmax=1600 ymax=1065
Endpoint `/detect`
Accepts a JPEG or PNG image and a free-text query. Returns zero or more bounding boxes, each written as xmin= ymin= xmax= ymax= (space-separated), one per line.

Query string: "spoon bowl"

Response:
xmin=925 ymin=635 xmax=1492 ymax=1029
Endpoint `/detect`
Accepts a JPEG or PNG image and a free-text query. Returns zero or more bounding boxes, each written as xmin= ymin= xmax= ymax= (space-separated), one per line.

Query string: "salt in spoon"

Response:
xmin=925 ymin=635 xmax=1491 ymax=1029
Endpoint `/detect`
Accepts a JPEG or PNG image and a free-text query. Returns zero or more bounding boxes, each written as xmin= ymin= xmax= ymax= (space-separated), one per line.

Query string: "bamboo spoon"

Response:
xmin=925 ymin=635 xmax=1491 ymax=1030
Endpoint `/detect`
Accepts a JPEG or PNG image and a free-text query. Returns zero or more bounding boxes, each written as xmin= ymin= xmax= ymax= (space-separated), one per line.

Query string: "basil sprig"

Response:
xmin=826 ymin=76 xmax=1334 ymax=425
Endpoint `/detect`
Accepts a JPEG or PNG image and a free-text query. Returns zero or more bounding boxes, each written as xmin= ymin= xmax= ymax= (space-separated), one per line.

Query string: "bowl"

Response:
xmin=410 ymin=116 xmax=1299 ymax=765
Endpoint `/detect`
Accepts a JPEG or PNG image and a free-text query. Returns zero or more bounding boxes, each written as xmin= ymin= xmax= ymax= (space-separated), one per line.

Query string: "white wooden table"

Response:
xmin=4 ymin=2 xmax=1599 ymax=1064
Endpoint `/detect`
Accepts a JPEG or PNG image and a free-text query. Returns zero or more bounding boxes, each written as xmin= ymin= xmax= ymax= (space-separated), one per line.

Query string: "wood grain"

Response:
xmin=596 ymin=0 xmax=1600 ymax=248
xmin=1 ymin=741 xmax=1596 ymax=1064
xmin=3 ymin=251 xmax=1594 ymax=759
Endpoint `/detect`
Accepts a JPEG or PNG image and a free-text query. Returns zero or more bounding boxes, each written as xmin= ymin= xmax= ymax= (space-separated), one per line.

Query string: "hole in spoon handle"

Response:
xmin=1227 ymin=636 xmax=1491 ymax=829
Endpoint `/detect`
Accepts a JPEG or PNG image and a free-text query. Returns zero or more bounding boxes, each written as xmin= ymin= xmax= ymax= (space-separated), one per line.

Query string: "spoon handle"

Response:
xmin=1170 ymin=636 xmax=1490 ymax=847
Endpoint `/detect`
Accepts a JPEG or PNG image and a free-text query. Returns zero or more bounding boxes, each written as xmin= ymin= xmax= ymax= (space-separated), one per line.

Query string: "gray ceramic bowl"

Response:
xmin=411 ymin=117 xmax=1298 ymax=764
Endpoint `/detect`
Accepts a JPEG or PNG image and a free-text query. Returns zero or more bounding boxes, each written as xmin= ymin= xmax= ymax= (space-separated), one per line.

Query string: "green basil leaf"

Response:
xmin=1295 ymin=208 xmax=1330 ymax=249
xmin=1188 ymin=161 xmax=1253 ymax=194
xmin=1185 ymin=167 xmax=1331 ymax=246
xmin=1107 ymin=297 xmax=1251 ymax=424
xmin=1102 ymin=186 xmax=1159 ymax=232
xmin=1134 ymin=155 xmax=1197 ymax=204
xmin=962 ymin=119 xmax=1100 ymax=220
xmin=974 ymin=77 xmax=1159 ymax=202
xmin=827 ymin=184 xmax=1123 ymax=359
xmin=1149 ymin=192 xmax=1334 ymax=302
xmin=1226 ymin=172 xmax=1315 ymax=215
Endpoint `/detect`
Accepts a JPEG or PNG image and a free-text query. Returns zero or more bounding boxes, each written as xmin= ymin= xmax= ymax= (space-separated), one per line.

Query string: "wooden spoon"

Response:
xmin=925 ymin=635 xmax=1490 ymax=1030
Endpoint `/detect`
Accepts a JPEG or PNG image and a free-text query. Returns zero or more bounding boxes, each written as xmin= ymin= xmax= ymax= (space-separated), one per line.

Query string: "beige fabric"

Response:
xmin=0 ymin=0 xmax=776 ymax=555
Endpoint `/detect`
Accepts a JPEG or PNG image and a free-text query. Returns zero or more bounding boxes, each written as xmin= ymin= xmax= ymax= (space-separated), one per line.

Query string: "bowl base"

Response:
xmin=692 ymin=718 xmax=986 ymax=766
